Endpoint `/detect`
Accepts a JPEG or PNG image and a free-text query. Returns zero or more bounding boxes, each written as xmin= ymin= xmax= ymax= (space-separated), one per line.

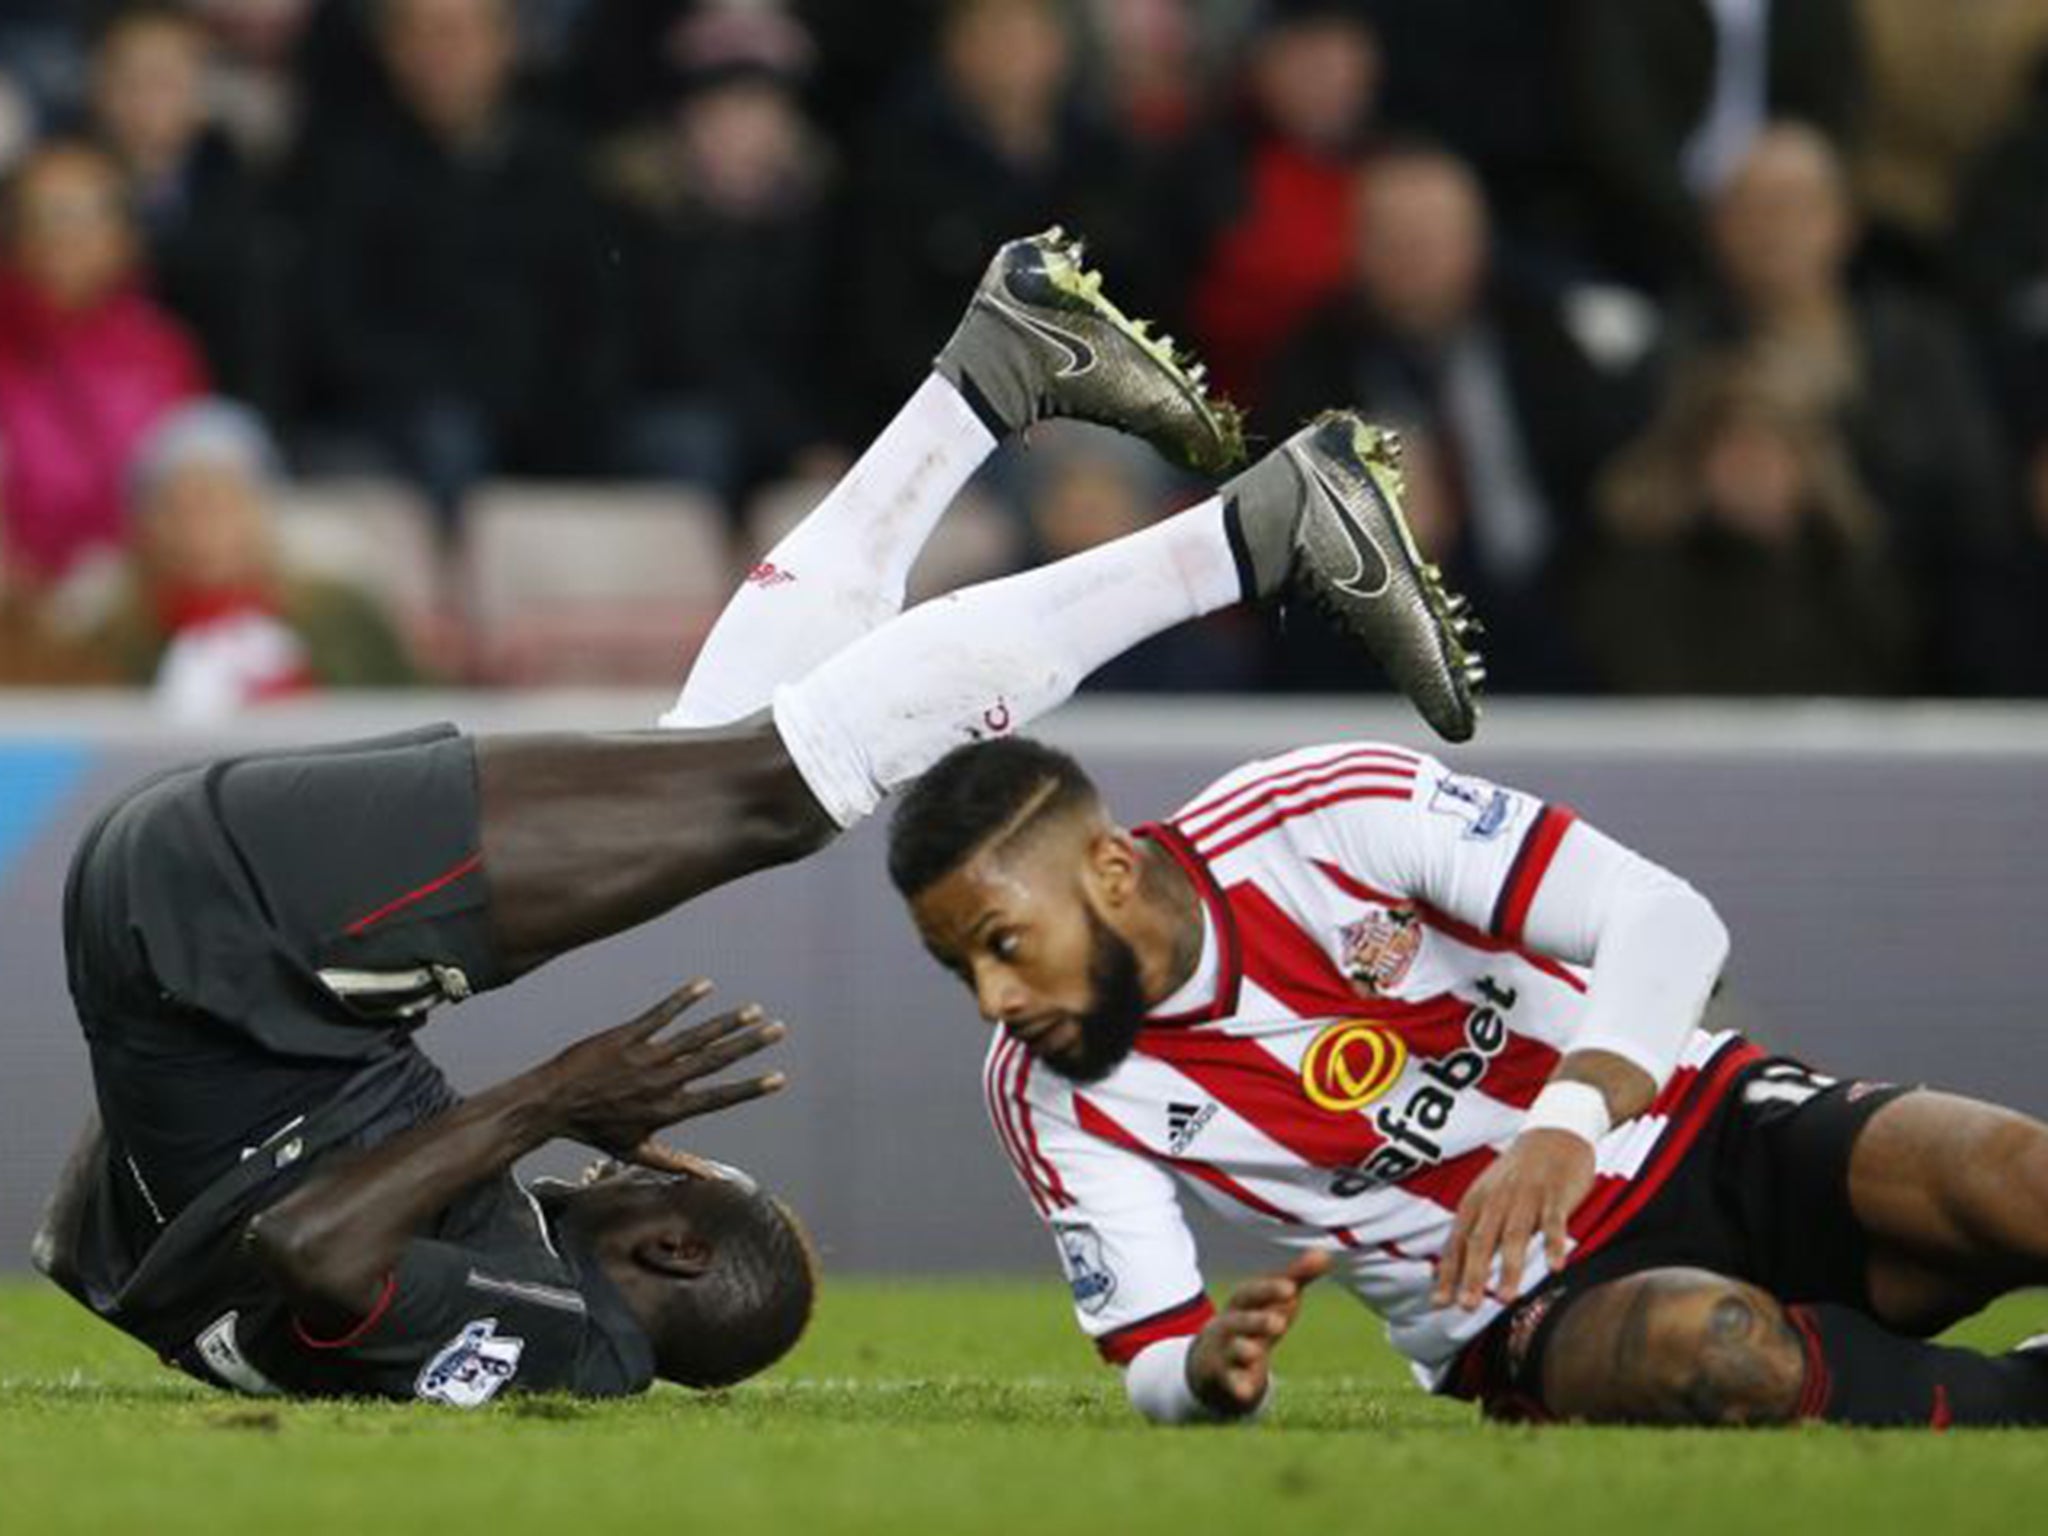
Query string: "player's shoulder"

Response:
xmin=1167 ymin=741 xmax=1443 ymax=826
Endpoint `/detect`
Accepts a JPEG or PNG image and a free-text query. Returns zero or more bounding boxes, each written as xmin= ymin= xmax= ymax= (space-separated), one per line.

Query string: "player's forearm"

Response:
xmin=246 ymin=1067 xmax=564 ymax=1315
xmin=1521 ymin=825 xmax=1730 ymax=1108
xmin=1571 ymin=878 xmax=1729 ymax=1100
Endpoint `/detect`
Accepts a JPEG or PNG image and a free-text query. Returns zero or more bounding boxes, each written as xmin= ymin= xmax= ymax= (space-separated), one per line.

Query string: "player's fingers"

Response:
xmin=1229 ymin=1277 xmax=1296 ymax=1313
xmin=1495 ymin=1199 xmax=1539 ymax=1303
xmin=1542 ymin=1187 xmax=1573 ymax=1272
xmin=1221 ymin=1366 xmax=1261 ymax=1407
xmin=625 ymin=1138 xmax=698 ymax=1175
xmin=1225 ymin=1304 xmax=1286 ymax=1340
xmin=659 ymin=1000 xmax=765 ymax=1054
xmin=1456 ymin=1200 xmax=1509 ymax=1309
xmin=1225 ymin=1334 xmax=1266 ymax=1368
xmin=670 ymin=1018 xmax=786 ymax=1078
xmin=670 ymin=1071 xmax=789 ymax=1120
xmin=1284 ymin=1250 xmax=1334 ymax=1287
xmin=626 ymin=977 xmax=715 ymax=1039
xmin=1434 ymin=1202 xmax=1477 ymax=1306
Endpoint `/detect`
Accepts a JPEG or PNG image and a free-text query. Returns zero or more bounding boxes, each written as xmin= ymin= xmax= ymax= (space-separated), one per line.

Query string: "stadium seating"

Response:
xmin=460 ymin=482 xmax=735 ymax=685
xmin=273 ymin=477 xmax=458 ymax=676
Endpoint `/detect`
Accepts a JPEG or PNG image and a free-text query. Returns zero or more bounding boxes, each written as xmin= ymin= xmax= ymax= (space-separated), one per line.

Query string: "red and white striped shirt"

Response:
xmin=983 ymin=742 xmax=1748 ymax=1393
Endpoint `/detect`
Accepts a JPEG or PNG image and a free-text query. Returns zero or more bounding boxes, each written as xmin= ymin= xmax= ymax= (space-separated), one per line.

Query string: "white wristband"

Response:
xmin=1523 ymin=1081 xmax=1612 ymax=1147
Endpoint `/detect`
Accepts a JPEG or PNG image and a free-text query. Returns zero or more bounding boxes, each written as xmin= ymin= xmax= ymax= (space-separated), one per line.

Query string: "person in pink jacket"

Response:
xmin=0 ymin=139 xmax=208 ymax=586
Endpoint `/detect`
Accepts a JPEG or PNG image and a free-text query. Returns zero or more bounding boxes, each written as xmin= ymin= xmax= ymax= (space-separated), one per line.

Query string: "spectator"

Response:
xmin=1180 ymin=0 xmax=1383 ymax=406
xmin=0 ymin=140 xmax=208 ymax=588
xmin=1667 ymin=122 xmax=2014 ymax=690
xmin=300 ymin=0 xmax=620 ymax=518
xmin=597 ymin=1 xmax=832 ymax=501
xmin=843 ymin=0 xmax=1151 ymax=436
xmin=1078 ymin=0 xmax=1210 ymax=149
xmin=1025 ymin=429 xmax=1262 ymax=691
xmin=88 ymin=3 xmax=281 ymax=407
xmin=1851 ymin=0 xmax=2048 ymax=286
xmin=1261 ymin=145 xmax=1643 ymax=690
xmin=1359 ymin=0 xmax=1582 ymax=279
xmin=564 ymin=0 xmax=820 ymax=138
xmin=1563 ymin=0 xmax=1862 ymax=291
xmin=85 ymin=399 xmax=419 ymax=714
xmin=0 ymin=465 xmax=119 ymax=685
xmin=1575 ymin=352 xmax=1918 ymax=696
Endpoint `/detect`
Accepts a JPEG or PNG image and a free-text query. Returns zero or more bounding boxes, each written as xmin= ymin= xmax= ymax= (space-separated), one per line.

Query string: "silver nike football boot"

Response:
xmin=936 ymin=228 xmax=1245 ymax=476
xmin=1223 ymin=411 xmax=1484 ymax=743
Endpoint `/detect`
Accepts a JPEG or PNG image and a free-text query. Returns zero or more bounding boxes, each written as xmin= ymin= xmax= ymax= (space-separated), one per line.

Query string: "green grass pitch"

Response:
xmin=5 ymin=1278 xmax=2047 ymax=1535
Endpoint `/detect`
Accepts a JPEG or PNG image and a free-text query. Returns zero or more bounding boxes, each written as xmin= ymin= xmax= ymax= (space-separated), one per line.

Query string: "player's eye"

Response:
xmin=990 ymin=930 xmax=1022 ymax=962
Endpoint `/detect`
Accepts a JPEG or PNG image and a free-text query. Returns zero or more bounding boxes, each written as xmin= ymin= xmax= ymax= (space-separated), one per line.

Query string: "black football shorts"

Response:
xmin=65 ymin=724 xmax=503 ymax=1218
xmin=1449 ymin=1055 xmax=1915 ymax=1419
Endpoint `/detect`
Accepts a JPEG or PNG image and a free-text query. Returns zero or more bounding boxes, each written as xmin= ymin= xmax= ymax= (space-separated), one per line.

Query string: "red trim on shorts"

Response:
xmin=1568 ymin=1040 xmax=1765 ymax=1259
xmin=1489 ymin=807 xmax=1576 ymax=944
xmin=1931 ymin=1384 xmax=1953 ymax=1431
xmin=1135 ymin=823 xmax=1243 ymax=1023
xmin=343 ymin=852 xmax=483 ymax=936
xmin=292 ymin=1271 xmax=398 ymax=1350
xmin=1097 ymin=1293 xmax=1218 ymax=1365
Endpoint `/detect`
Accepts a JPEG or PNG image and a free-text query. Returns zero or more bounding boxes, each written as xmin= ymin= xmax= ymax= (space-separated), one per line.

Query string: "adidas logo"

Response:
xmin=1166 ymin=1100 xmax=1217 ymax=1156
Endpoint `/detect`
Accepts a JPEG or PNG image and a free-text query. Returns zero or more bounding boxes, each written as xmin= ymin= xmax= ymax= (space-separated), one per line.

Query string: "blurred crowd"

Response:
xmin=4 ymin=0 xmax=2048 ymax=712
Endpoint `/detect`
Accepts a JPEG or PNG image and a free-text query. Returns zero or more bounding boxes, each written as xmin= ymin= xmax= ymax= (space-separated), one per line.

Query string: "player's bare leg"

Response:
xmin=481 ymin=232 xmax=1484 ymax=975
xmin=477 ymin=720 xmax=835 ymax=978
xmin=1531 ymin=1093 xmax=2048 ymax=1428
xmin=1847 ymin=1091 xmax=2048 ymax=1330
xmin=489 ymin=232 xmax=1242 ymax=974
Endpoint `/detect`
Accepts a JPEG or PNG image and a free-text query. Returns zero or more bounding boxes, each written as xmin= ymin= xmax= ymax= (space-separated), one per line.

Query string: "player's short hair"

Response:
xmin=887 ymin=737 xmax=1100 ymax=899
xmin=647 ymin=1182 xmax=817 ymax=1389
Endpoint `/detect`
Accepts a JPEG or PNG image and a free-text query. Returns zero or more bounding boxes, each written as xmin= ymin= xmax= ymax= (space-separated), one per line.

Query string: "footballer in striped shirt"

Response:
xmin=890 ymin=737 xmax=2048 ymax=1429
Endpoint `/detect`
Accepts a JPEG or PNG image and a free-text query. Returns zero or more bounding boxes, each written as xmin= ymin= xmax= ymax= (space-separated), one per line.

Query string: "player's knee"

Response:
xmin=1545 ymin=1269 xmax=1806 ymax=1426
xmin=1960 ymin=1118 xmax=2048 ymax=1255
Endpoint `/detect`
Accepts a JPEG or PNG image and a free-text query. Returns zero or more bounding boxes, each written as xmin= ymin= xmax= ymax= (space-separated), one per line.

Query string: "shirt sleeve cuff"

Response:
xmin=1123 ymin=1335 xmax=1271 ymax=1425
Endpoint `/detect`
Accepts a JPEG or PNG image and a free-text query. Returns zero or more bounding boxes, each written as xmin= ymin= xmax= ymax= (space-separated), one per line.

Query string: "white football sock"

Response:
xmin=773 ymin=496 xmax=1245 ymax=827
xmin=661 ymin=374 xmax=997 ymax=728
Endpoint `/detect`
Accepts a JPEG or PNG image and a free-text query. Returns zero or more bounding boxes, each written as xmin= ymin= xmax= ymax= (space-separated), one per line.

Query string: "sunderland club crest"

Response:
xmin=1340 ymin=907 xmax=1422 ymax=995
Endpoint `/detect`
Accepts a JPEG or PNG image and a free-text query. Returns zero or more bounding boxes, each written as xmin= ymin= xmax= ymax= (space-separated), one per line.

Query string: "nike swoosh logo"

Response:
xmin=984 ymin=293 xmax=1097 ymax=378
xmin=1300 ymin=453 xmax=1392 ymax=600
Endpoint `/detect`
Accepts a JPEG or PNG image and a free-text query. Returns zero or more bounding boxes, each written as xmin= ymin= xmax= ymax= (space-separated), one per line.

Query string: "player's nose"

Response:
xmin=972 ymin=967 xmax=1032 ymax=1026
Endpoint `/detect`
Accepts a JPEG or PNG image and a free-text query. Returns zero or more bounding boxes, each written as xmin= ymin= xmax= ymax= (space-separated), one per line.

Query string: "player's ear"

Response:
xmin=634 ymin=1231 xmax=714 ymax=1280
xmin=1085 ymin=826 xmax=1142 ymax=908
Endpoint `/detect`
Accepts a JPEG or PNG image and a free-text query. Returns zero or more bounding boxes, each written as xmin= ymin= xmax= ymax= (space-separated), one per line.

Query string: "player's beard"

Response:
xmin=1044 ymin=909 xmax=1149 ymax=1085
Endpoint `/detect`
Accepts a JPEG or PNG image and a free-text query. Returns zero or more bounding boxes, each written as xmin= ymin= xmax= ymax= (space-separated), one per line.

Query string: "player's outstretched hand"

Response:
xmin=540 ymin=978 xmax=787 ymax=1166
xmin=1433 ymin=1127 xmax=1596 ymax=1311
xmin=1187 ymin=1250 xmax=1332 ymax=1415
